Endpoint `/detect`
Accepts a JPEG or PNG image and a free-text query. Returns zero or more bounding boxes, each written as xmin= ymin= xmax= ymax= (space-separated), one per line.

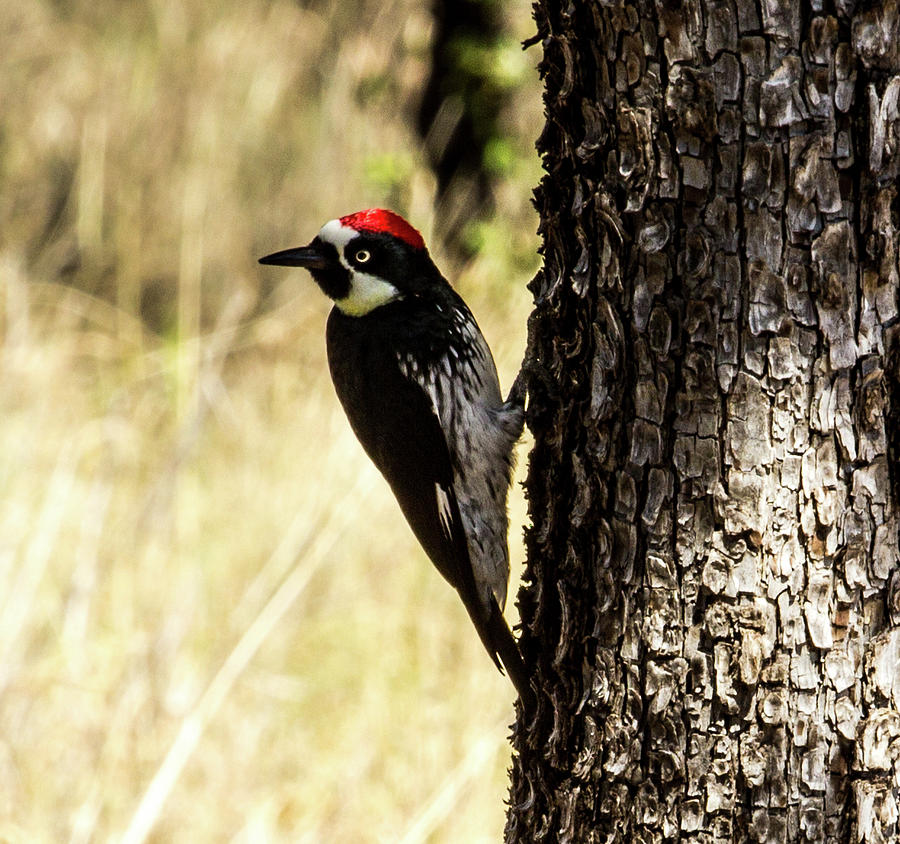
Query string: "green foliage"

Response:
xmin=363 ymin=151 xmax=417 ymax=201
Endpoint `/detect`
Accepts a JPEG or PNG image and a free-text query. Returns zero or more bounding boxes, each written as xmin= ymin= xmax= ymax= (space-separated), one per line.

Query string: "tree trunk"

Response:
xmin=418 ymin=0 xmax=505 ymax=256
xmin=509 ymin=1 xmax=900 ymax=842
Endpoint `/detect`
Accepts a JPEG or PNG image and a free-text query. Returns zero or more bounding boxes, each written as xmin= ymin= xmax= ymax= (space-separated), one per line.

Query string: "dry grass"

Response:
xmin=0 ymin=0 xmax=540 ymax=841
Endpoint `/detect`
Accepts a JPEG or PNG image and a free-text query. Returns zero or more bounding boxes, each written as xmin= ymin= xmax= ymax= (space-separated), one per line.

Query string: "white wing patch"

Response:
xmin=435 ymin=483 xmax=454 ymax=540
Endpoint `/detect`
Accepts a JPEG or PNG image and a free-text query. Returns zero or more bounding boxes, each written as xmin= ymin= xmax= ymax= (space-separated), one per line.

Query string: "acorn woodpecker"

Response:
xmin=260 ymin=209 xmax=532 ymax=707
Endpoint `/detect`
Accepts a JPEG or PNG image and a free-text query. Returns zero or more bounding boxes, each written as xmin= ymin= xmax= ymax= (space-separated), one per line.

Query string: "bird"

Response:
xmin=259 ymin=208 xmax=532 ymax=708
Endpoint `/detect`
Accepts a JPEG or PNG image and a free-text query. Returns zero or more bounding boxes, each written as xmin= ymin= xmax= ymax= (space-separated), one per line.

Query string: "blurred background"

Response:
xmin=0 ymin=0 xmax=541 ymax=841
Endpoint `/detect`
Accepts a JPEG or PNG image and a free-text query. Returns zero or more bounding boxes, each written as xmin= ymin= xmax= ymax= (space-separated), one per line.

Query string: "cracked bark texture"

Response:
xmin=509 ymin=1 xmax=900 ymax=842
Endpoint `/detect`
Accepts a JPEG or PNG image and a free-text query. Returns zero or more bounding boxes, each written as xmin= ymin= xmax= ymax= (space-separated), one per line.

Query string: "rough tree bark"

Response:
xmin=509 ymin=1 xmax=900 ymax=842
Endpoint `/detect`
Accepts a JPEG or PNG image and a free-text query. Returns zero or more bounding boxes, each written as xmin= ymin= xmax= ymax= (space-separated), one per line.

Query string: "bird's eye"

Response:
xmin=354 ymin=249 xmax=371 ymax=264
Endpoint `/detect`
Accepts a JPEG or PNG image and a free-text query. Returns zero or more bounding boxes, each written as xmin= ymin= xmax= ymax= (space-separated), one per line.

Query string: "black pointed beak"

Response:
xmin=258 ymin=243 xmax=330 ymax=269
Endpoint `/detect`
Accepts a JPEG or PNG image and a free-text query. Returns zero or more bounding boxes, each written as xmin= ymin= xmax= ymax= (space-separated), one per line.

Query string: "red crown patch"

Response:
xmin=340 ymin=209 xmax=426 ymax=251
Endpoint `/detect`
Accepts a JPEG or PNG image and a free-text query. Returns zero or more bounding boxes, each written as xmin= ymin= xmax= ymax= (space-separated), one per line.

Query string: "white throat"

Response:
xmin=335 ymin=270 xmax=401 ymax=316
xmin=318 ymin=218 xmax=401 ymax=317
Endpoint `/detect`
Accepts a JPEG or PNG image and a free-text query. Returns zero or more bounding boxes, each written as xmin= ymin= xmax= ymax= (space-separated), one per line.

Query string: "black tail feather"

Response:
xmin=477 ymin=599 xmax=535 ymax=713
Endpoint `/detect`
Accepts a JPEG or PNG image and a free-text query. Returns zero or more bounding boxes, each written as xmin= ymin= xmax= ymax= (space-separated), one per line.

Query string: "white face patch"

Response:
xmin=318 ymin=218 xmax=401 ymax=317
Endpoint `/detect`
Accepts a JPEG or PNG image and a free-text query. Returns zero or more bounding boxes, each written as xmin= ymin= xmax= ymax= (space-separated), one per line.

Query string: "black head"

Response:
xmin=259 ymin=209 xmax=441 ymax=317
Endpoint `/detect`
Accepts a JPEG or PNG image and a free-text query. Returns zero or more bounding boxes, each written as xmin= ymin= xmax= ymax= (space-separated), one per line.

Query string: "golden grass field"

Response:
xmin=1 ymin=0 xmax=541 ymax=841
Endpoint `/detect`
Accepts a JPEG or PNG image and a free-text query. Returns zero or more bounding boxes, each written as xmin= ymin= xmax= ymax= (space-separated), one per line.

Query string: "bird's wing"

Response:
xmin=325 ymin=311 xmax=483 ymax=618
xmin=401 ymin=307 xmax=516 ymax=613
